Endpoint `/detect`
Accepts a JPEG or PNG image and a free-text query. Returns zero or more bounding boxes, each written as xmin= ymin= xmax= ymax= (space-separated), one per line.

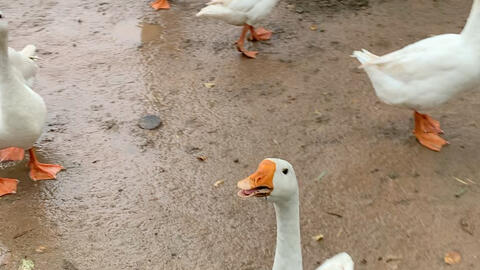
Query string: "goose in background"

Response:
xmin=353 ymin=0 xmax=480 ymax=151
xmin=196 ymin=0 xmax=279 ymax=58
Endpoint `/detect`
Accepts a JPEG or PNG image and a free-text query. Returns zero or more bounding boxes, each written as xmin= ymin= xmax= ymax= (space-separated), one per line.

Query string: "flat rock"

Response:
xmin=138 ymin=115 xmax=163 ymax=130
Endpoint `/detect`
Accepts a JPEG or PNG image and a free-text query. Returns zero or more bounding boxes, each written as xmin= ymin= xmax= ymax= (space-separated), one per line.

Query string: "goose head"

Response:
xmin=237 ymin=158 xmax=298 ymax=203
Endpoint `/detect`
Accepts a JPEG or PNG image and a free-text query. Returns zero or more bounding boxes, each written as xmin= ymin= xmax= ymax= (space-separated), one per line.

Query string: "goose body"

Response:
xmin=352 ymin=0 xmax=480 ymax=151
xmin=196 ymin=0 xmax=279 ymax=58
xmin=0 ymin=23 xmax=45 ymax=150
xmin=196 ymin=0 xmax=279 ymax=26
xmin=8 ymin=44 xmax=37 ymax=88
xmin=237 ymin=159 xmax=354 ymax=270
xmin=0 ymin=13 xmax=62 ymax=197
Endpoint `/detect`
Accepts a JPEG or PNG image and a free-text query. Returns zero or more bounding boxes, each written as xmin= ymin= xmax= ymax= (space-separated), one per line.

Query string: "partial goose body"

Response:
xmin=0 ymin=13 xmax=63 ymax=197
xmin=352 ymin=0 xmax=480 ymax=151
xmin=8 ymin=44 xmax=37 ymax=88
xmin=196 ymin=0 xmax=279 ymax=58
xmin=237 ymin=159 xmax=354 ymax=270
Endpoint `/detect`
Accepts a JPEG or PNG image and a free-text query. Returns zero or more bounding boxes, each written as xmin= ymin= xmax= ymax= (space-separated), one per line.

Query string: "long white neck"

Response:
xmin=461 ymin=0 xmax=480 ymax=42
xmin=272 ymin=195 xmax=303 ymax=270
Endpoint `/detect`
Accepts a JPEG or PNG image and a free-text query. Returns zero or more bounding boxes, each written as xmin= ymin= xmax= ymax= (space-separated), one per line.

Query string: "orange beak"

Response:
xmin=237 ymin=159 xmax=276 ymax=197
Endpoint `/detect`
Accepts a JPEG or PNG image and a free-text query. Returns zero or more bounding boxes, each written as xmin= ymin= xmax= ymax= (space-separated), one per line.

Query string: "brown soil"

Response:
xmin=1 ymin=0 xmax=479 ymax=269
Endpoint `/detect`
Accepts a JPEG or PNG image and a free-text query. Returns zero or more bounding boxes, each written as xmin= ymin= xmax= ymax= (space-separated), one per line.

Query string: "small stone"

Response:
xmin=138 ymin=115 xmax=163 ymax=130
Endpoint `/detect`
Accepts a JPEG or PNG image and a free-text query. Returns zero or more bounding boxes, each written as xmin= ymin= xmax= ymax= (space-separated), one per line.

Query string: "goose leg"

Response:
xmin=0 ymin=147 xmax=25 ymax=162
xmin=0 ymin=178 xmax=18 ymax=196
xmin=151 ymin=0 xmax=170 ymax=10
xmin=28 ymin=148 xmax=63 ymax=181
xmin=413 ymin=111 xmax=448 ymax=152
xmin=236 ymin=24 xmax=258 ymax=58
xmin=248 ymin=25 xmax=272 ymax=41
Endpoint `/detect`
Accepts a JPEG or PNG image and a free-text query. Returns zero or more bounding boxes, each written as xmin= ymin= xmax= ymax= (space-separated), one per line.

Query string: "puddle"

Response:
xmin=113 ymin=19 xmax=165 ymax=45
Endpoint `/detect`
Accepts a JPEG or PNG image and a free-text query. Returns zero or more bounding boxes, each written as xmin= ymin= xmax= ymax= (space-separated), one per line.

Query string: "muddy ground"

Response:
xmin=1 ymin=0 xmax=479 ymax=269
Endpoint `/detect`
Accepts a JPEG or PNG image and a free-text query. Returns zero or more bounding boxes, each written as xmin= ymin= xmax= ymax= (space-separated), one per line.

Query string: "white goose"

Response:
xmin=237 ymin=159 xmax=354 ymax=270
xmin=196 ymin=0 xmax=279 ymax=58
xmin=0 ymin=13 xmax=63 ymax=197
xmin=8 ymin=44 xmax=37 ymax=88
xmin=352 ymin=0 xmax=480 ymax=151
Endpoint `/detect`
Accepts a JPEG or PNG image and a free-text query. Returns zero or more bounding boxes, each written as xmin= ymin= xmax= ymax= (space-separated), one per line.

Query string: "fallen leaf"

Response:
xmin=35 ymin=246 xmax=46 ymax=253
xmin=317 ymin=171 xmax=327 ymax=182
xmin=204 ymin=82 xmax=215 ymax=88
xmin=455 ymin=188 xmax=468 ymax=198
xmin=310 ymin=25 xmax=318 ymax=31
xmin=214 ymin=180 xmax=224 ymax=187
xmin=312 ymin=234 xmax=324 ymax=241
xmin=444 ymin=251 xmax=461 ymax=265
xmin=197 ymin=156 xmax=207 ymax=161
xmin=18 ymin=259 xmax=34 ymax=270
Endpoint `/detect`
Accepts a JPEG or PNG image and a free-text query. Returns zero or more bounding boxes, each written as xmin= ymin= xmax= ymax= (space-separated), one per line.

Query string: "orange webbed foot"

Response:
xmin=151 ymin=0 xmax=170 ymax=10
xmin=423 ymin=114 xmax=444 ymax=134
xmin=414 ymin=131 xmax=449 ymax=152
xmin=249 ymin=27 xmax=272 ymax=41
xmin=413 ymin=111 xmax=448 ymax=151
xmin=0 ymin=178 xmax=18 ymax=196
xmin=0 ymin=147 xmax=25 ymax=162
xmin=236 ymin=43 xmax=257 ymax=59
xmin=28 ymin=148 xmax=64 ymax=181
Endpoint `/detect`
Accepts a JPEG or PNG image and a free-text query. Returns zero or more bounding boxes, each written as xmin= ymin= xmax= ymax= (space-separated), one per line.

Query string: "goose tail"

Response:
xmin=351 ymin=49 xmax=379 ymax=68
xmin=20 ymin=45 xmax=36 ymax=59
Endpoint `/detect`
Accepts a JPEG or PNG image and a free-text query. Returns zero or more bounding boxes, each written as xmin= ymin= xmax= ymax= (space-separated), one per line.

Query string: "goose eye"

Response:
xmin=0 ymin=14 xmax=3 ymax=19
xmin=282 ymin=168 xmax=288 ymax=175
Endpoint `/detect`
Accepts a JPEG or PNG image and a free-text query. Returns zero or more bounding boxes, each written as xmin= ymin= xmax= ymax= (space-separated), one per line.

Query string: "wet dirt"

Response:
xmin=1 ymin=0 xmax=479 ymax=269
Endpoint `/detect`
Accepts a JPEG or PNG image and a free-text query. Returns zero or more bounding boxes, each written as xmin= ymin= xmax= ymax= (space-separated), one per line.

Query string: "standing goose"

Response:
xmin=0 ymin=13 xmax=63 ymax=196
xmin=196 ymin=0 xmax=279 ymax=58
xmin=352 ymin=0 xmax=480 ymax=151
xmin=237 ymin=159 xmax=354 ymax=270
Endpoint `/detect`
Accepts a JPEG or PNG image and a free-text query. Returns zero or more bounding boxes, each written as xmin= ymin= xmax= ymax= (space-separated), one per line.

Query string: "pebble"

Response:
xmin=138 ymin=115 xmax=163 ymax=130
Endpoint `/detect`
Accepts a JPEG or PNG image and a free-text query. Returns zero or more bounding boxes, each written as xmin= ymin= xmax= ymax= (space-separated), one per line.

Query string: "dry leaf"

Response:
xmin=454 ymin=177 xmax=468 ymax=185
xmin=310 ymin=25 xmax=318 ymax=31
xmin=444 ymin=251 xmax=461 ymax=265
xmin=312 ymin=234 xmax=324 ymax=241
xmin=204 ymin=82 xmax=215 ymax=88
xmin=317 ymin=171 xmax=328 ymax=182
xmin=35 ymin=246 xmax=46 ymax=253
xmin=214 ymin=180 xmax=224 ymax=187
xmin=197 ymin=156 xmax=207 ymax=161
